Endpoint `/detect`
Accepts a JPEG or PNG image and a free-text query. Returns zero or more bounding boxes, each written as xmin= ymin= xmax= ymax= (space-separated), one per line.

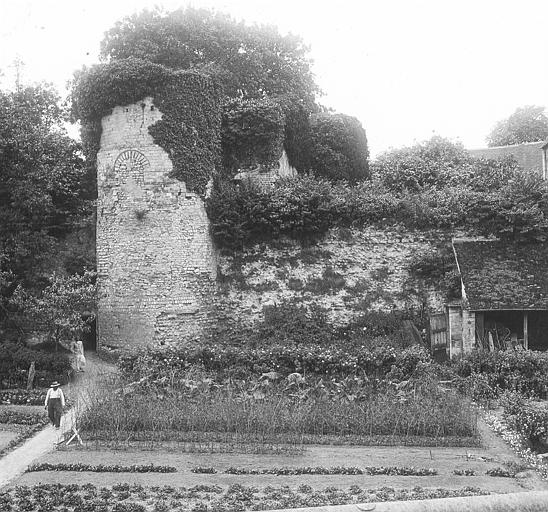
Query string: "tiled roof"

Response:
xmin=453 ymin=240 xmax=548 ymax=310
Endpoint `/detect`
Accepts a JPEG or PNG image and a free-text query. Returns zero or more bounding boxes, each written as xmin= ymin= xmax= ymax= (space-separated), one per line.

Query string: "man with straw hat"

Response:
xmin=44 ymin=381 xmax=65 ymax=429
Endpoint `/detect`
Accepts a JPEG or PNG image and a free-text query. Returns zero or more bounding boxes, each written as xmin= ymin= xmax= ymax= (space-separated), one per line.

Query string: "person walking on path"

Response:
xmin=72 ymin=339 xmax=86 ymax=372
xmin=44 ymin=381 xmax=65 ymax=429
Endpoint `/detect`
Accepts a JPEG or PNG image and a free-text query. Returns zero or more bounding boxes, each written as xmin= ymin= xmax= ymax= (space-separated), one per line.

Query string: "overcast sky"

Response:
xmin=2 ymin=0 xmax=548 ymax=156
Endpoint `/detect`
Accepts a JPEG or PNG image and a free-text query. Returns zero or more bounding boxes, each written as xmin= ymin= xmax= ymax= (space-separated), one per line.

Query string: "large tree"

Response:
xmin=0 ymin=84 xmax=93 ymax=294
xmin=101 ymin=7 xmax=318 ymax=110
xmin=95 ymin=7 xmax=370 ymax=178
xmin=486 ymin=105 xmax=548 ymax=147
xmin=100 ymin=7 xmax=322 ymax=171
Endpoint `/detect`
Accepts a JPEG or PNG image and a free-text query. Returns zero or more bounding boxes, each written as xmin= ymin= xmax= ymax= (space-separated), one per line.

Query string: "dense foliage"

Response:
xmin=0 ymin=340 xmax=72 ymax=389
xmin=207 ymin=159 xmax=548 ymax=249
xmin=309 ymin=113 xmax=369 ymax=182
xmin=487 ymin=105 xmax=548 ymax=147
xmin=0 ymin=85 xmax=93 ymax=323
xmin=97 ymin=7 xmax=370 ymax=177
xmin=452 ymin=349 xmax=548 ymax=398
xmin=0 ymin=388 xmax=49 ymax=405
xmin=81 ymin=369 xmax=476 ymax=442
xmin=119 ymin=343 xmax=430 ymax=381
xmin=10 ymin=270 xmax=96 ymax=346
xmin=100 ymin=7 xmax=318 ymax=111
xmin=221 ymin=98 xmax=285 ymax=173
xmin=71 ymin=58 xmax=222 ymax=195
xmin=372 ymin=136 xmax=521 ymax=192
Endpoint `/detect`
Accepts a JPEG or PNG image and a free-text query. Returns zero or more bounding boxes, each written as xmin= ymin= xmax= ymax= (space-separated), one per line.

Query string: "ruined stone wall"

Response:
xmin=96 ymin=97 xmax=217 ymax=351
xmin=217 ymin=227 xmax=452 ymax=327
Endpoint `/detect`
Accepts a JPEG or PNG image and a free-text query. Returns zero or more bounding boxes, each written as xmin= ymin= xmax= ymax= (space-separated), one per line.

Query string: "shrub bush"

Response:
xmin=0 ymin=340 xmax=72 ymax=389
xmin=501 ymin=394 xmax=548 ymax=451
xmin=222 ymin=98 xmax=285 ymax=172
xmin=451 ymin=349 xmax=548 ymax=397
xmin=308 ymin=112 xmax=369 ymax=183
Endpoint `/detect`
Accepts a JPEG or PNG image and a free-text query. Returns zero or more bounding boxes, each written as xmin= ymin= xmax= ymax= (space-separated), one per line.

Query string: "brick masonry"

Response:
xmin=96 ymin=97 xmax=217 ymax=351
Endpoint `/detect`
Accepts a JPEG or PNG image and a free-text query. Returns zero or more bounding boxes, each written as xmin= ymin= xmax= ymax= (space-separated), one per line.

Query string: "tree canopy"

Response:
xmin=309 ymin=113 xmax=370 ymax=183
xmin=100 ymin=7 xmax=319 ymax=111
xmin=97 ymin=6 xmax=370 ymax=179
xmin=0 ymin=84 xmax=93 ymax=306
xmin=486 ymin=105 xmax=548 ymax=147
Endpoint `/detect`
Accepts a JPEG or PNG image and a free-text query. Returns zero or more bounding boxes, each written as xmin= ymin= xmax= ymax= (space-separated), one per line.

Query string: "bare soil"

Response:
xmin=14 ymin=423 xmax=548 ymax=493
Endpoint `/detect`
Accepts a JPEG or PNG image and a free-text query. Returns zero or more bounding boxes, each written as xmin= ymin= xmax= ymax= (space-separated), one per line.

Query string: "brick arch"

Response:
xmin=113 ymin=149 xmax=149 ymax=186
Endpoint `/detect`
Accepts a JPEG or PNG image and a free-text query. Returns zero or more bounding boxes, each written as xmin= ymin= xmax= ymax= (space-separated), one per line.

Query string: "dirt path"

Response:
xmin=0 ymin=352 xmax=116 ymax=488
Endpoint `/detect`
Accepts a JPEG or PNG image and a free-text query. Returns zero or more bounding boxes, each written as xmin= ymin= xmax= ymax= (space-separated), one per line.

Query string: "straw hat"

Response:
xmin=50 ymin=381 xmax=60 ymax=387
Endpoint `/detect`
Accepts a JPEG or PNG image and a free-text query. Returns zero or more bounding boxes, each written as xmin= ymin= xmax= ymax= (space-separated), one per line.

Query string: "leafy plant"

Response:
xmin=10 ymin=270 xmax=96 ymax=348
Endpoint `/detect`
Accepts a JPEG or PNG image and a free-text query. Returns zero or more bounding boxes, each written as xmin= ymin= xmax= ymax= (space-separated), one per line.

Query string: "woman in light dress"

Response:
xmin=72 ymin=339 xmax=86 ymax=372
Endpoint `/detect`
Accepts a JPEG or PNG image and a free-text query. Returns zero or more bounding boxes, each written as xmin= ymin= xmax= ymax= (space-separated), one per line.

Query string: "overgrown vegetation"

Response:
xmin=0 ymin=84 xmax=95 ymax=341
xmin=71 ymin=58 xmax=222 ymax=195
xmin=207 ymin=155 xmax=548 ymax=249
xmin=451 ymin=349 xmax=548 ymax=399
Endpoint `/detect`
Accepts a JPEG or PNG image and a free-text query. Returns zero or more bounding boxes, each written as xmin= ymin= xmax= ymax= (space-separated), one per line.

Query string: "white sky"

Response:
xmin=1 ymin=0 xmax=548 ymax=156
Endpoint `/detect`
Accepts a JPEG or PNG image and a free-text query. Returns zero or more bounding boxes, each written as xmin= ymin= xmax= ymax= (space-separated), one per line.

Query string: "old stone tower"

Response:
xmin=96 ymin=97 xmax=217 ymax=351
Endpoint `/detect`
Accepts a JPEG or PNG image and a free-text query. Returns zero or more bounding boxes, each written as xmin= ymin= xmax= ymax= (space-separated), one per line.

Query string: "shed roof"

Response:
xmin=453 ymin=240 xmax=548 ymax=310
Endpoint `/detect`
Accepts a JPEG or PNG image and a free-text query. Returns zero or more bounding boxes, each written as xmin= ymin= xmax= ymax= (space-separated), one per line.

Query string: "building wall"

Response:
xmin=96 ymin=97 xmax=217 ymax=352
xmin=469 ymin=141 xmax=546 ymax=176
xmin=218 ymin=227 xmax=451 ymax=327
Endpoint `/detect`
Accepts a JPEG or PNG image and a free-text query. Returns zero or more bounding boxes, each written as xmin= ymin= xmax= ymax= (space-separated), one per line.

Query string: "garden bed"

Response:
xmin=0 ymin=483 xmax=492 ymax=512
xmin=14 ymin=441 xmax=548 ymax=494
xmin=0 ymin=405 xmax=49 ymax=457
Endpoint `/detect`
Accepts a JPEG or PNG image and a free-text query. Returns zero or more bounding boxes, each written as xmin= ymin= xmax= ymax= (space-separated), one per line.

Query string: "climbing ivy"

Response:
xmin=221 ymin=98 xmax=285 ymax=174
xmin=71 ymin=58 xmax=222 ymax=195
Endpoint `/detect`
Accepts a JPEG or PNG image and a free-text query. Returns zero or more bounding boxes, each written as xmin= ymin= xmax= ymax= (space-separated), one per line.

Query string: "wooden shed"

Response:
xmin=432 ymin=239 xmax=548 ymax=358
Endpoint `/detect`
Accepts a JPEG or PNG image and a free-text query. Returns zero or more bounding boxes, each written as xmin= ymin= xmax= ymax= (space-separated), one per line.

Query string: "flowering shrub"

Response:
xmin=485 ymin=412 xmax=548 ymax=478
xmin=501 ymin=396 xmax=548 ymax=450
